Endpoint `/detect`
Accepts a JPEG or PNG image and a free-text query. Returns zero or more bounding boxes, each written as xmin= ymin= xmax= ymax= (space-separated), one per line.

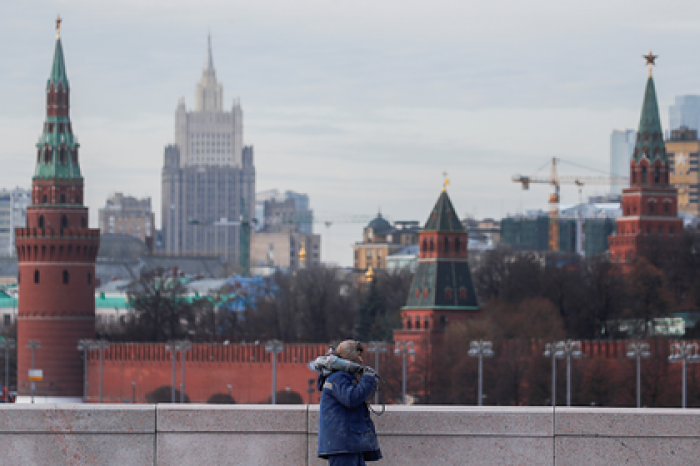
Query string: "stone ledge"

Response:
xmin=0 ymin=404 xmax=155 ymax=433
xmin=157 ymin=404 xmax=307 ymax=433
xmin=555 ymin=407 xmax=700 ymax=437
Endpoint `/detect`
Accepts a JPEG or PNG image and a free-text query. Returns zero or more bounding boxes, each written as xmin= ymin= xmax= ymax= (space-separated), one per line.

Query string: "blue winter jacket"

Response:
xmin=317 ymin=371 xmax=382 ymax=460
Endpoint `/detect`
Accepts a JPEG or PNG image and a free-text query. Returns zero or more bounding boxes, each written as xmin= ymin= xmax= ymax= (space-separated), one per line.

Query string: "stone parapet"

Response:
xmin=1 ymin=405 xmax=699 ymax=465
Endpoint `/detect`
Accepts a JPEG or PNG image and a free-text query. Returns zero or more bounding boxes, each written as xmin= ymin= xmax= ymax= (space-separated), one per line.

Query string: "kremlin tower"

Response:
xmin=608 ymin=53 xmax=683 ymax=266
xmin=14 ymin=18 xmax=100 ymax=402
xmin=393 ymin=183 xmax=480 ymax=353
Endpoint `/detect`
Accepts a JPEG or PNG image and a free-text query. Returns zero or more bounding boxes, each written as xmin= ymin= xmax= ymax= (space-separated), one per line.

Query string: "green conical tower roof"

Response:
xmin=423 ymin=190 xmax=464 ymax=232
xmin=47 ymin=37 xmax=69 ymax=88
xmin=34 ymin=24 xmax=82 ymax=182
xmin=632 ymin=75 xmax=666 ymax=163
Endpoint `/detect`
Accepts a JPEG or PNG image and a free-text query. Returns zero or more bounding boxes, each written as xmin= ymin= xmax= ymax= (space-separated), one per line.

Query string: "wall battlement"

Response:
xmin=1 ymin=405 xmax=699 ymax=465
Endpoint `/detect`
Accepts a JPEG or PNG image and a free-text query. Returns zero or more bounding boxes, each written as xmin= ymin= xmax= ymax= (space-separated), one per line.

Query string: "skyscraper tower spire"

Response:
xmin=195 ymin=33 xmax=223 ymax=112
xmin=608 ymin=53 xmax=682 ymax=266
xmin=14 ymin=20 xmax=100 ymax=403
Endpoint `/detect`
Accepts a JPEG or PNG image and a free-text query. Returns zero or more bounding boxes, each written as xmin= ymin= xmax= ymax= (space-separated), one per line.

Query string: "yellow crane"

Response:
xmin=512 ymin=158 xmax=628 ymax=252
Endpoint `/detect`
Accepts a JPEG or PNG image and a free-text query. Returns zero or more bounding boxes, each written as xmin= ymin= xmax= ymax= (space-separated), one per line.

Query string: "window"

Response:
xmin=642 ymin=166 xmax=648 ymax=184
xmin=429 ymin=239 xmax=434 ymax=252
xmin=407 ymin=319 xmax=412 ymax=330
xmin=455 ymin=237 xmax=461 ymax=253
xmin=459 ymin=288 xmax=467 ymax=300
xmin=415 ymin=289 xmax=420 ymax=298
xmin=444 ymin=237 xmax=449 ymax=253
xmin=61 ymin=215 xmax=68 ymax=229
xmin=424 ymin=318 xmax=430 ymax=331
xmin=422 ymin=239 xmax=427 ymax=253
xmin=34 ymin=270 xmax=40 ymax=284
xmin=445 ymin=287 xmax=453 ymax=300
xmin=60 ymin=194 xmax=66 ymax=204
xmin=649 ymin=203 xmax=654 ymax=214
xmin=42 ymin=194 xmax=48 ymax=204
xmin=3 ymin=314 xmax=10 ymax=326
xmin=654 ymin=166 xmax=660 ymax=184
xmin=62 ymin=270 xmax=70 ymax=284
xmin=38 ymin=215 xmax=44 ymax=229
xmin=664 ymin=204 xmax=669 ymax=213
xmin=439 ymin=316 xmax=447 ymax=331
xmin=423 ymin=289 xmax=429 ymax=298
xmin=415 ymin=317 xmax=421 ymax=330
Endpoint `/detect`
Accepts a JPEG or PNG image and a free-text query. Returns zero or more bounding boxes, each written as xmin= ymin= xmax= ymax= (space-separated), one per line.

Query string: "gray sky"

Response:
xmin=2 ymin=0 xmax=700 ymax=266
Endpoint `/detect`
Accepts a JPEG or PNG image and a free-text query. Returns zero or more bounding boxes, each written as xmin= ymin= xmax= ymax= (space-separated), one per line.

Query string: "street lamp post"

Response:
xmin=544 ymin=341 xmax=583 ymax=407
xmin=265 ymin=340 xmax=284 ymax=404
xmin=94 ymin=340 xmax=109 ymax=403
xmin=669 ymin=342 xmax=700 ymax=408
xmin=1 ymin=338 xmax=15 ymax=402
xmin=132 ymin=381 xmax=136 ymax=404
xmin=366 ymin=342 xmax=387 ymax=404
xmin=166 ymin=342 xmax=178 ymax=403
xmin=26 ymin=340 xmax=41 ymax=404
xmin=626 ymin=342 xmax=651 ymax=408
xmin=468 ymin=340 xmax=495 ymax=406
xmin=307 ymin=378 xmax=315 ymax=405
xmin=77 ymin=339 xmax=95 ymax=403
xmin=394 ymin=341 xmax=415 ymax=405
xmin=179 ymin=341 xmax=192 ymax=403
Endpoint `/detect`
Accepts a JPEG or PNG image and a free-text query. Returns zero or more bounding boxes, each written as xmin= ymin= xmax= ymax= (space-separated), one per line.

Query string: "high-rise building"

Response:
xmin=162 ymin=35 xmax=255 ymax=267
xmin=98 ymin=193 xmax=155 ymax=250
xmin=609 ymin=61 xmax=682 ymax=266
xmin=0 ymin=188 xmax=31 ymax=256
xmin=666 ymin=128 xmax=700 ymax=215
xmin=15 ymin=21 xmax=100 ymax=402
xmin=669 ymin=95 xmax=700 ymax=132
xmin=255 ymin=189 xmax=313 ymax=234
xmin=610 ymin=129 xmax=636 ymax=194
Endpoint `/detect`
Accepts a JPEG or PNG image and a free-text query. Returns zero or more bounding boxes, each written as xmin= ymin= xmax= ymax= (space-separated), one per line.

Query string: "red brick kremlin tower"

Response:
xmin=608 ymin=53 xmax=683 ymax=266
xmin=393 ymin=184 xmax=480 ymax=353
xmin=14 ymin=19 xmax=100 ymax=402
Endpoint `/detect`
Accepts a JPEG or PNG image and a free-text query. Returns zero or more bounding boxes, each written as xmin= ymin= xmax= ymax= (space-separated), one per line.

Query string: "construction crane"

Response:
xmin=512 ymin=158 xmax=628 ymax=252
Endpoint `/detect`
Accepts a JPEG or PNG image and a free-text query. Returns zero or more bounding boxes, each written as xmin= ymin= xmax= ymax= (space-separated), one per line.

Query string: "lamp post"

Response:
xmin=1 ymin=338 xmax=15 ymax=403
xmin=77 ymin=339 xmax=95 ymax=403
xmin=669 ymin=342 xmax=700 ymax=408
xmin=468 ymin=340 xmax=494 ymax=406
xmin=307 ymin=378 xmax=315 ymax=404
xmin=559 ymin=340 xmax=584 ymax=407
xmin=132 ymin=381 xmax=136 ymax=404
xmin=94 ymin=340 xmax=109 ymax=403
xmin=26 ymin=340 xmax=41 ymax=404
xmin=626 ymin=342 xmax=651 ymax=408
xmin=265 ymin=340 xmax=284 ymax=404
xmin=366 ymin=342 xmax=387 ymax=404
xmin=166 ymin=342 xmax=178 ymax=403
xmin=394 ymin=341 xmax=415 ymax=405
xmin=179 ymin=340 xmax=192 ymax=403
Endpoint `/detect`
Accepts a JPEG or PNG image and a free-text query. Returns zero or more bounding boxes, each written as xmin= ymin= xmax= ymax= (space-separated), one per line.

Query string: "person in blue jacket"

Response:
xmin=317 ymin=340 xmax=382 ymax=465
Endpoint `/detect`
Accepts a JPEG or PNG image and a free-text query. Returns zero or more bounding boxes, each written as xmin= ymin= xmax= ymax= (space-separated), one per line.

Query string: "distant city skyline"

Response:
xmin=3 ymin=2 xmax=700 ymax=266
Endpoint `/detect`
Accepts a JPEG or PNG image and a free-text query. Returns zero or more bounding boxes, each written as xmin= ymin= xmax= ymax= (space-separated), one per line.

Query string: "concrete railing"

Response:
xmin=1 ymin=405 xmax=699 ymax=465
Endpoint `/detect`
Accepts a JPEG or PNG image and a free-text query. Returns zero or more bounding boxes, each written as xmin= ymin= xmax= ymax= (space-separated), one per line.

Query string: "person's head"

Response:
xmin=336 ymin=340 xmax=364 ymax=365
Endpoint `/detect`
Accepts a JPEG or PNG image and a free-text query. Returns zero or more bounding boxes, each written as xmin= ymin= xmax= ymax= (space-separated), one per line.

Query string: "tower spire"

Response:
xmin=205 ymin=32 xmax=214 ymax=72
xmin=632 ymin=56 xmax=664 ymax=164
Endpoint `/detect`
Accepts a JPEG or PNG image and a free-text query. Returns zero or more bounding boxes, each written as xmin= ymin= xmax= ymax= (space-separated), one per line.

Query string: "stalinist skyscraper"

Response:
xmin=162 ymin=35 xmax=255 ymax=268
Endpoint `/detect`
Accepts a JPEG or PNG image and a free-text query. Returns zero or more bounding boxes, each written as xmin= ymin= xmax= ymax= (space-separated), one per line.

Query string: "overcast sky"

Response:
xmin=2 ymin=1 xmax=700 ymax=266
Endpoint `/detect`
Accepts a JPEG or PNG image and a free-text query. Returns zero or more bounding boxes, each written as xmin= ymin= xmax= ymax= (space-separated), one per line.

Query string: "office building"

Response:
xmin=669 ymin=95 xmax=700 ymax=132
xmin=98 ymin=193 xmax=155 ymax=250
xmin=0 ymin=188 xmax=30 ymax=256
xmin=610 ymin=129 xmax=636 ymax=195
xmin=162 ymin=35 xmax=255 ymax=267
xmin=667 ymin=128 xmax=700 ymax=215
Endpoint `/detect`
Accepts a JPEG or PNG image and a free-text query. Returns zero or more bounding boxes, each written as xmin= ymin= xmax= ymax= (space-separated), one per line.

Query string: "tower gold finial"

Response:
xmin=442 ymin=171 xmax=450 ymax=192
xmin=299 ymin=241 xmax=306 ymax=261
xmin=365 ymin=265 xmax=375 ymax=282
xmin=643 ymin=50 xmax=657 ymax=77
xmin=56 ymin=15 xmax=62 ymax=39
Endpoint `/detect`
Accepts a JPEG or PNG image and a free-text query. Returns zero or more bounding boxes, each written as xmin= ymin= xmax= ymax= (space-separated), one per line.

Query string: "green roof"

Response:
xmin=423 ymin=191 xmax=464 ymax=232
xmin=48 ymin=38 xmax=68 ymax=88
xmin=633 ymin=76 xmax=666 ymax=163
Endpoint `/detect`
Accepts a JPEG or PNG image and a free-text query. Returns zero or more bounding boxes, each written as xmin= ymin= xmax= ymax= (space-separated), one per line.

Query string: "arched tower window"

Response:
xmin=81 ymin=217 xmax=86 ymax=228
xmin=445 ymin=287 xmax=453 ymax=300
xmin=415 ymin=317 xmax=421 ymax=330
xmin=34 ymin=270 xmax=40 ymax=284
xmin=60 ymin=194 xmax=66 ymax=204
xmin=62 ymin=270 xmax=70 ymax=284
xmin=429 ymin=239 xmax=434 ymax=252
xmin=642 ymin=166 xmax=648 ymax=184
xmin=61 ymin=215 xmax=68 ymax=229
xmin=36 ymin=149 xmax=41 ymax=163
xmin=455 ymin=237 xmax=461 ymax=253
xmin=38 ymin=215 xmax=44 ymax=229
xmin=649 ymin=203 xmax=654 ymax=214
xmin=654 ymin=166 xmax=660 ymax=184
xmin=72 ymin=148 xmax=78 ymax=164
xmin=42 ymin=194 xmax=48 ymax=204
xmin=422 ymin=238 xmax=427 ymax=253
xmin=59 ymin=147 xmax=66 ymax=164
xmin=424 ymin=317 xmax=430 ymax=331
xmin=87 ymin=272 xmax=92 ymax=285
xmin=43 ymin=148 xmax=51 ymax=164
xmin=407 ymin=318 xmax=412 ymax=330
xmin=444 ymin=237 xmax=449 ymax=253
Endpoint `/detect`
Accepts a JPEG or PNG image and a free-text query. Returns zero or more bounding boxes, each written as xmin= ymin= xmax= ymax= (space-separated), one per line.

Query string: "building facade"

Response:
xmin=98 ymin=193 xmax=155 ymax=250
xmin=610 ymin=129 xmax=636 ymax=195
xmin=251 ymin=231 xmax=321 ymax=270
xmin=353 ymin=215 xmax=420 ymax=272
xmin=0 ymin=188 xmax=31 ymax=256
xmin=609 ymin=66 xmax=683 ymax=265
xmin=666 ymin=128 xmax=700 ymax=215
xmin=162 ymin=35 xmax=255 ymax=268
xmin=14 ymin=22 xmax=100 ymax=402
xmin=669 ymin=95 xmax=700 ymax=132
